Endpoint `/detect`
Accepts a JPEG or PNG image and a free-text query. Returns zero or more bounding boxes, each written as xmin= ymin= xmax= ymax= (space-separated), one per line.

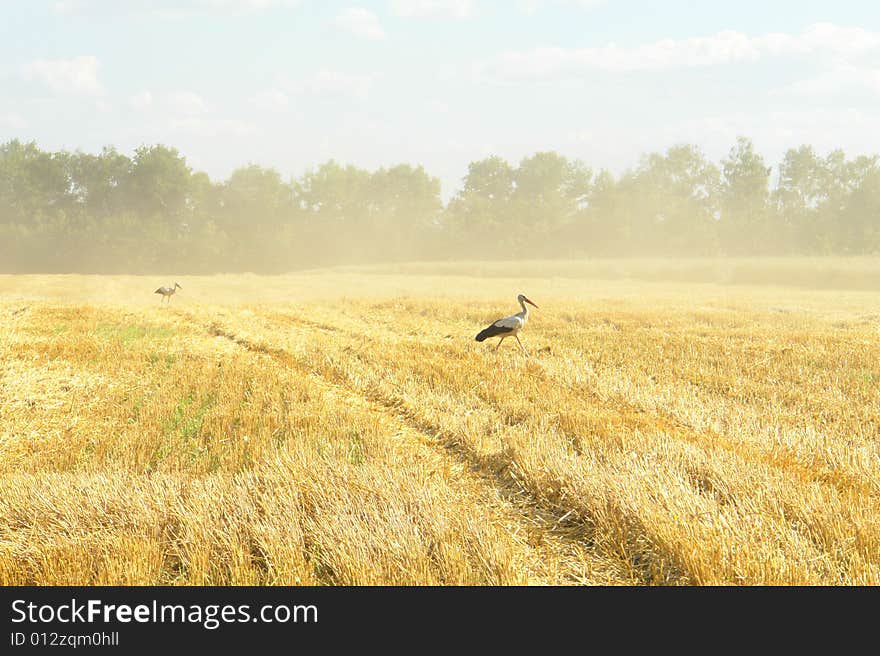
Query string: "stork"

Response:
xmin=475 ymin=293 xmax=539 ymax=356
xmin=154 ymin=282 xmax=182 ymax=305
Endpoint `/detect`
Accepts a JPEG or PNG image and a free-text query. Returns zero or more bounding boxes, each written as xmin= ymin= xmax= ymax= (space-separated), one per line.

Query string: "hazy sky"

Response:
xmin=3 ymin=1 xmax=880 ymax=198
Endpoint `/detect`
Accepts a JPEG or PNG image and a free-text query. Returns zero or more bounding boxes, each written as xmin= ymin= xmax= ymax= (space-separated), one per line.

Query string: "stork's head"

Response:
xmin=174 ymin=282 xmax=182 ymax=289
xmin=518 ymin=293 xmax=538 ymax=309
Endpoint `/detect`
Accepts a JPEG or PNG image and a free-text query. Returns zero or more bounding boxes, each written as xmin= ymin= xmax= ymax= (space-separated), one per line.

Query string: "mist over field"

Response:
xmin=2 ymin=138 xmax=880 ymax=276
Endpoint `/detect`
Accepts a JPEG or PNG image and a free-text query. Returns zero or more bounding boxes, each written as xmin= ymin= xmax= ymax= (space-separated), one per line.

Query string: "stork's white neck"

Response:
xmin=519 ymin=298 xmax=529 ymax=316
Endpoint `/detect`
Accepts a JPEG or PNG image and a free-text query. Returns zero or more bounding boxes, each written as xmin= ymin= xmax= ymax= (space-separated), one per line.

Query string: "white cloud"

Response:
xmin=167 ymin=91 xmax=211 ymax=116
xmin=776 ymin=65 xmax=880 ymax=97
xmin=476 ymin=23 xmax=880 ymax=82
xmin=304 ymin=71 xmax=374 ymax=100
xmin=521 ymin=0 xmax=605 ymax=13
xmin=121 ymin=89 xmax=265 ymax=140
xmin=334 ymin=8 xmax=386 ymax=41
xmin=657 ymin=108 xmax=879 ymax=162
xmin=427 ymin=100 xmax=451 ymax=114
xmin=757 ymin=23 xmax=880 ymax=60
xmin=0 ymin=113 xmax=28 ymax=129
xmin=193 ymin=0 xmax=298 ymax=8
xmin=168 ymin=117 xmax=257 ymax=136
xmin=53 ymin=0 xmax=300 ymax=19
xmin=128 ymin=90 xmax=154 ymax=111
xmin=127 ymin=90 xmax=212 ymax=116
xmin=22 ymin=56 xmax=103 ymax=95
xmin=249 ymin=89 xmax=290 ymax=111
xmin=568 ymin=129 xmax=594 ymax=143
xmin=270 ymin=70 xmax=376 ymax=103
xmin=390 ymin=0 xmax=473 ymax=19
xmin=52 ymin=1 xmax=86 ymax=14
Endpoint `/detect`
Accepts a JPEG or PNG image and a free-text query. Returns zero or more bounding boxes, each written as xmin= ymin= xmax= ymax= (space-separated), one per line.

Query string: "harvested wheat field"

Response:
xmin=1 ymin=259 xmax=879 ymax=585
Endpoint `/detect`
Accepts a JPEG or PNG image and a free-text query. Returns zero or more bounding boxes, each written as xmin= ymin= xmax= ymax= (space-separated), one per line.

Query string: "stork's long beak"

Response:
xmin=524 ymin=297 xmax=538 ymax=308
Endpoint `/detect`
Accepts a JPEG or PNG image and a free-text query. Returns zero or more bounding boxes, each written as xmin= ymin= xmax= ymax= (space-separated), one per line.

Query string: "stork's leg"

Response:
xmin=515 ymin=334 xmax=530 ymax=357
xmin=495 ymin=336 xmax=506 ymax=351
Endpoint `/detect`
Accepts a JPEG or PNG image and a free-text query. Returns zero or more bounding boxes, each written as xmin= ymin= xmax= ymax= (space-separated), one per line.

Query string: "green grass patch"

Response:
xmin=94 ymin=322 xmax=174 ymax=345
xmin=164 ymin=393 xmax=216 ymax=462
xmin=182 ymin=395 xmax=214 ymax=441
xmin=347 ymin=431 xmax=366 ymax=465
xmin=164 ymin=394 xmax=195 ymax=436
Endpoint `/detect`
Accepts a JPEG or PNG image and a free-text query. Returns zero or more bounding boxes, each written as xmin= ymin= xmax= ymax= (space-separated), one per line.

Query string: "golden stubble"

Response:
xmin=2 ymin=261 xmax=879 ymax=584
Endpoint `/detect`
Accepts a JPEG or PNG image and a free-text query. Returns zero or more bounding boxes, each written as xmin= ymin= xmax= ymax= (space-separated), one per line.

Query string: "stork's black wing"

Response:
xmin=475 ymin=321 xmax=514 ymax=342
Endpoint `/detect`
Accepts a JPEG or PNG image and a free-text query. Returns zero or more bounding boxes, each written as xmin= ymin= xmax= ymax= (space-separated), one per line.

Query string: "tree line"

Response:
xmin=1 ymin=136 xmax=878 ymax=273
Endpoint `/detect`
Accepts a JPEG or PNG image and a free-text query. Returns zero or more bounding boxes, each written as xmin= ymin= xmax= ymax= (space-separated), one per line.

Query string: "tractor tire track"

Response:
xmin=303 ymin=315 xmax=880 ymax=574
xmin=276 ymin=306 xmax=879 ymax=500
xmin=247 ymin=309 xmax=880 ymax=579
xmin=202 ymin=318 xmax=637 ymax=585
xmin=533 ymin=358 xmax=880 ymax=499
xmin=213 ymin=309 xmax=865 ymax=582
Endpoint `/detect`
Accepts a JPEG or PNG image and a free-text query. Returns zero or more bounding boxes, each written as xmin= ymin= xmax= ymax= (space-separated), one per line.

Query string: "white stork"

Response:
xmin=154 ymin=282 xmax=182 ymax=305
xmin=475 ymin=293 xmax=539 ymax=356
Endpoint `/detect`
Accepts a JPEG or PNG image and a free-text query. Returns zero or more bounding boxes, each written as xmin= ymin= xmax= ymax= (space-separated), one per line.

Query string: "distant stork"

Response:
xmin=154 ymin=282 xmax=182 ymax=305
xmin=475 ymin=293 xmax=539 ymax=356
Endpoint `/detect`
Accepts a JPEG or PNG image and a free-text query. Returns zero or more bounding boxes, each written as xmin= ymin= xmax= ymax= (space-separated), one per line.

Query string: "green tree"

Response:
xmin=294 ymin=160 xmax=372 ymax=224
xmin=294 ymin=160 xmax=391 ymax=263
xmin=460 ymin=155 xmax=516 ymax=201
xmin=444 ymin=156 xmax=516 ymax=257
xmin=67 ymin=147 xmax=132 ymax=227
xmin=775 ymin=145 xmax=829 ymax=253
xmin=219 ymin=165 xmax=292 ymax=232
xmin=0 ymin=139 xmax=74 ymax=226
xmin=629 ymin=144 xmax=721 ymax=254
xmin=719 ymin=136 xmax=772 ymax=254
xmin=215 ymin=164 xmax=295 ymax=269
xmin=121 ymin=144 xmax=194 ymax=222
xmin=510 ymin=151 xmax=592 ymax=256
xmin=836 ymin=156 xmax=880 ymax=254
xmin=575 ymin=169 xmax=628 ymax=254
xmin=366 ymin=164 xmax=442 ymax=259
